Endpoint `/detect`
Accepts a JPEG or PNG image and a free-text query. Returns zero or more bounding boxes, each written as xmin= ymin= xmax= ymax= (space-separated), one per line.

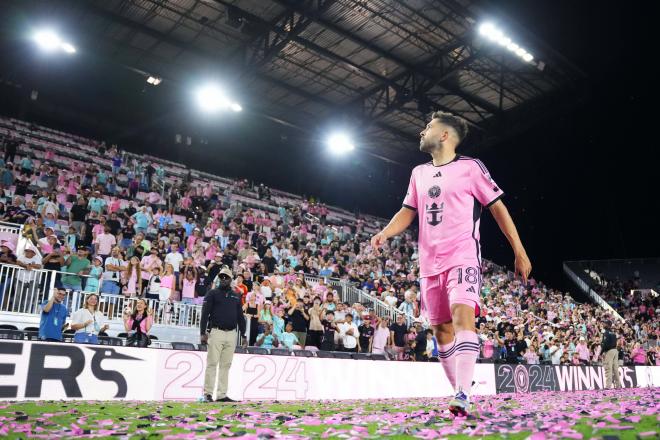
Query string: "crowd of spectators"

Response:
xmin=0 ymin=127 xmax=658 ymax=366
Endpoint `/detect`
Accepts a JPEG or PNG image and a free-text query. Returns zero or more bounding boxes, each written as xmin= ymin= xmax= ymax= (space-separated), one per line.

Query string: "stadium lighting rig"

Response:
xmin=33 ymin=30 xmax=76 ymax=54
xmin=327 ymin=133 xmax=355 ymax=154
xmin=195 ymin=84 xmax=242 ymax=113
xmin=478 ymin=22 xmax=534 ymax=63
xmin=146 ymin=76 xmax=162 ymax=85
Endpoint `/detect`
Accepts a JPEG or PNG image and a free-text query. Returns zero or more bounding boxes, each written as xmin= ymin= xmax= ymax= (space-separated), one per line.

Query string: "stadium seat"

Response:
xmin=0 ymin=325 xmax=18 ymax=330
xmin=352 ymin=353 xmax=371 ymax=360
xmin=269 ymin=348 xmax=293 ymax=356
xmin=0 ymin=329 xmax=24 ymax=340
xmin=117 ymin=332 xmax=128 ymax=338
xmin=98 ymin=337 xmax=124 ymax=346
xmin=245 ymin=347 xmax=269 ymax=355
xmin=315 ymin=350 xmax=334 ymax=358
xmin=370 ymin=353 xmax=388 ymax=361
xmin=171 ymin=342 xmax=196 ymax=351
xmin=149 ymin=335 xmax=158 ymax=340
xmin=331 ymin=351 xmax=353 ymax=359
xmin=197 ymin=344 xmax=207 ymax=352
xmin=24 ymin=331 xmax=39 ymax=341
xmin=293 ymin=349 xmax=314 ymax=357
xmin=62 ymin=329 xmax=75 ymax=342
xmin=23 ymin=326 xmax=39 ymax=332
xmin=233 ymin=346 xmax=247 ymax=354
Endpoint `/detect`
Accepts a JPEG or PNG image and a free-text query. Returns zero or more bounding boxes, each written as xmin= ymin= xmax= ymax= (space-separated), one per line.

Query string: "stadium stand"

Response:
xmin=0 ymin=117 xmax=657 ymax=366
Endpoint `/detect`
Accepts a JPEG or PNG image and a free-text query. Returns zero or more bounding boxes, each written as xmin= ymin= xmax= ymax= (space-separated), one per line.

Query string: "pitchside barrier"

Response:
xmin=0 ymin=340 xmax=658 ymax=401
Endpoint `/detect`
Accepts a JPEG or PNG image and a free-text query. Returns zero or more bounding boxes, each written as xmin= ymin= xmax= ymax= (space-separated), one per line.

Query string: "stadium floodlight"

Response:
xmin=477 ymin=22 xmax=534 ymax=63
xmin=33 ymin=30 xmax=61 ymax=51
xmin=61 ymin=42 xmax=76 ymax=54
xmin=195 ymin=83 xmax=241 ymax=113
xmin=478 ymin=23 xmax=494 ymax=35
xmin=33 ymin=30 xmax=76 ymax=54
xmin=146 ymin=76 xmax=162 ymax=85
xmin=327 ymin=133 xmax=355 ymax=154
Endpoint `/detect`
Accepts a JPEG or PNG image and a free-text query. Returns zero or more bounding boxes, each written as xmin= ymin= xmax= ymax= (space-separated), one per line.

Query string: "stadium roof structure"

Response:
xmin=10 ymin=0 xmax=586 ymax=163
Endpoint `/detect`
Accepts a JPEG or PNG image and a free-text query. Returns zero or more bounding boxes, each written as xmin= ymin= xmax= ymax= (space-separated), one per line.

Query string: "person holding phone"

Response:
xmin=71 ymin=293 xmax=109 ymax=344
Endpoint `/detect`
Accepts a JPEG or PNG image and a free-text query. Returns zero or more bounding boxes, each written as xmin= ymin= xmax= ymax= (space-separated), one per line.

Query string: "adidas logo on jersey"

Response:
xmin=466 ymin=286 xmax=476 ymax=293
xmin=433 ymin=171 xmax=442 ymax=178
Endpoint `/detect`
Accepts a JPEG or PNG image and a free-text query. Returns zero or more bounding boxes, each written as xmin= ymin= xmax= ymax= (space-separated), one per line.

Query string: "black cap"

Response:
xmin=603 ymin=320 xmax=612 ymax=328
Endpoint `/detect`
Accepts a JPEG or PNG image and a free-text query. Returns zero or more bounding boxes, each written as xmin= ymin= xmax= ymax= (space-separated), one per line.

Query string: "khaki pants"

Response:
xmin=603 ymin=348 xmax=621 ymax=389
xmin=204 ymin=329 xmax=237 ymax=399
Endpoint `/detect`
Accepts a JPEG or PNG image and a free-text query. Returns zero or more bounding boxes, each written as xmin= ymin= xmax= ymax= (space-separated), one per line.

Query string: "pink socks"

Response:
xmin=438 ymin=339 xmax=457 ymax=391
xmin=453 ymin=330 xmax=480 ymax=394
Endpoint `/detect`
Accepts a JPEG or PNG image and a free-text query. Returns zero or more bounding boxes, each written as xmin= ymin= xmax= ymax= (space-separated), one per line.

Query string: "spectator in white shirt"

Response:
xmin=70 ymin=293 xmax=109 ymax=344
xmin=549 ymin=340 xmax=564 ymax=365
xmin=16 ymin=247 xmax=42 ymax=313
xmin=338 ymin=313 xmax=360 ymax=352
xmin=383 ymin=289 xmax=398 ymax=307
xmin=164 ymin=247 xmax=184 ymax=282
xmin=334 ymin=302 xmax=348 ymax=323
xmin=101 ymin=247 xmax=125 ymax=295
xmin=260 ymin=279 xmax=273 ymax=301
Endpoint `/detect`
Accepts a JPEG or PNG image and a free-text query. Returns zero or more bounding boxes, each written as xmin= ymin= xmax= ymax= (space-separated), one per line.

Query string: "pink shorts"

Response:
xmin=420 ymin=265 xmax=481 ymax=325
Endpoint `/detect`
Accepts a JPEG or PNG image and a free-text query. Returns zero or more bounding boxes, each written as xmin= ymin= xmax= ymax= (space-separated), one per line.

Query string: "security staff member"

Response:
xmin=200 ymin=266 xmax=246 ymax=402
xmin=601 ymin=320 xmax=620 ymax=389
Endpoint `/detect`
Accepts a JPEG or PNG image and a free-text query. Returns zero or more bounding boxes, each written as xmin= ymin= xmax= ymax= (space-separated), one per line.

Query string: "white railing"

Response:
xmin=0 ymin=221 xmax=41 ymax=260
xmin=302 ymin=273 xmax=416 ymax=325
xmin=0 ymin=264 xmax=202 ymax=328
xmin=0 ymin=264 xmax=99 ymax=314
xmin=563 ymin=262 xmax=624 ymax=322
xmin=68 ymin=292 xmax=203 ymax=329
xmin=0 ymin=263 xmax=57 ymax=315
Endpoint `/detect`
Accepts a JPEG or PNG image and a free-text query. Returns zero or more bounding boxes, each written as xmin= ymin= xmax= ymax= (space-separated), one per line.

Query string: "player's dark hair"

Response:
xmin=431 ymin=111 xmax=469 ymax=145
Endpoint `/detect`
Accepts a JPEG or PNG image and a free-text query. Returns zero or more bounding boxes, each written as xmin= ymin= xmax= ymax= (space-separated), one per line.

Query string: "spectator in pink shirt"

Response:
xmin=631 ymin=342 xmax=646 ymax=365
xmin=210 ymin=206 xmax=223 ymax=220
xmin=312 ymin=278 xmax=329 ymax=300
xmin=94 ymin=225 xmax=116 ymax=259
xmin=202 ymin=238 xmax=219 ymax=262
xmin=159 ymin=264 xmax=176 ymax=301
xmin=180 ymin=269 xmax=197 ymax=304
xmin=108 ymin=197 xmax=121 ymax=213
xmin=246 ymin=284 xmax=265 ymax=306
xmin=140 ymin=247 xmax=162 ymax=292
xmin=123 ymin=256 xmax=142 ymax=297
xmin=575 ymin=337 xmax=591 ymax=365
xmin=123 ymin=298 xmax=152 ymax=347
xmin=187 ymin=228 xmax=201 ymax=253
xmin=180 ymin=194 xmax=192 ymax=211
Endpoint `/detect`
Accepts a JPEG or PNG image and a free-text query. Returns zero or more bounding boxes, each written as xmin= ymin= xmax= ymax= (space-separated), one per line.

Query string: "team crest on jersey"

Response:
xmin=428 ymin=185 xmax=441 ymax=198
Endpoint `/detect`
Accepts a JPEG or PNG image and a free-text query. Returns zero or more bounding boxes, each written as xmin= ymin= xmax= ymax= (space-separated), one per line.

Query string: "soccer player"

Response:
xmin=371 ymin=111 xmax=531 ymax=415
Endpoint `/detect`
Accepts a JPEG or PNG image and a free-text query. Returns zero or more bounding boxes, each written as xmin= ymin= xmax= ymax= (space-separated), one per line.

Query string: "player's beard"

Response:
xmin=419 ymin=136 xmax=441 ymax=154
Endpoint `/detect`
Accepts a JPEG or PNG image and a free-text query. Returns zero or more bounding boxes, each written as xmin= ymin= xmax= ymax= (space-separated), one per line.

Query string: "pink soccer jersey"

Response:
xmin=402 ymin=155 xmax=503 ymax=278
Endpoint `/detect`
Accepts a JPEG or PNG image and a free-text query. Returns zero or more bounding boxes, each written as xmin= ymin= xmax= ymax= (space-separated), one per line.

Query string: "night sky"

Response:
xmin=0 ymin=1 xmax=655 ymax=289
